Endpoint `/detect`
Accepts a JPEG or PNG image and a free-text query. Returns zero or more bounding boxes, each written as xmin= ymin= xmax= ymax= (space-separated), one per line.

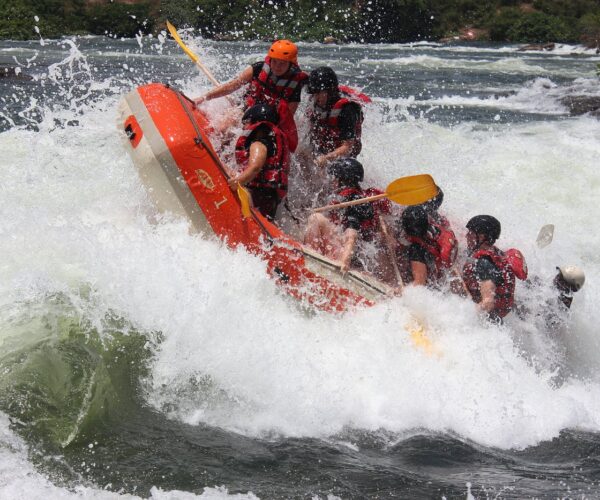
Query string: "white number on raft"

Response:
xmin=214 ymin=197 xmax=228 ymax=209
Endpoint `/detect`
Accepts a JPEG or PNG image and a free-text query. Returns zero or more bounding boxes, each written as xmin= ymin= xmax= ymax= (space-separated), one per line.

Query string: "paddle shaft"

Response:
xmin=313 ymin=192 xmax=387 ymax=213
xmin=194 ymin=60 xmax=220 ymax=87
xmin=378 ymin=218 xmax=404 ymax=288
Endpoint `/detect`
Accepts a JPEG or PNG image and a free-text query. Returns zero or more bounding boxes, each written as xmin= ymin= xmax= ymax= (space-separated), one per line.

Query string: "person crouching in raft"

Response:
xmin=194 ymin=40 xmax=307 ymax=151
xmin=398 ymin=205 xmax=458 ymax=288
xmin=306 ymin=67 xmax=370 ymax=170
xmin=304 ymin=158 xmax=395 ymax=275
xmin=228 ymin=103 xmax=290 ymax=220
xmin=462 ymin=215 xmax=528 ymax=322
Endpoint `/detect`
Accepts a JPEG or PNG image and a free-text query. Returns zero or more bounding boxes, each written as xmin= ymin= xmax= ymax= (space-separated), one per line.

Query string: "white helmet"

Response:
xmin=558 ymin=265 xmax=585 ymax=291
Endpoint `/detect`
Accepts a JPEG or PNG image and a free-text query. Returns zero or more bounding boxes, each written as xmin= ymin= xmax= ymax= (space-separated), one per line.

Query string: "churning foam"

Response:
xmin=1 ymin=37 xmax=600 ymax=470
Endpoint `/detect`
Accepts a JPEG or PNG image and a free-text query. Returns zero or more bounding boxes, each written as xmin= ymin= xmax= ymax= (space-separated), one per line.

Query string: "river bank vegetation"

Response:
xmin=2 ymin=0 xmax=600 ymax=48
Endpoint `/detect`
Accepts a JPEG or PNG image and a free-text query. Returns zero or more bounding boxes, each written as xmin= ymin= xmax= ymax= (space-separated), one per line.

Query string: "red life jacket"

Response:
xmin=407 ymin=220 xmax=458 ymax=279
xmin=234 ymin=121 xmax=290 ymax=200
xmin=462 ymin=246 xmax=526 ymax=318
xmin=328 ymin=186 xmax=389 ymax=241
xmin=275 ymin=100 xmax=298 ymax=153
xmin=310 ymin=86 xmax=367 ymax=156
xmin=245 ymin=57 xmax=308 ymax=108
xmin=429 ymin=211 xmax=450 ymax=229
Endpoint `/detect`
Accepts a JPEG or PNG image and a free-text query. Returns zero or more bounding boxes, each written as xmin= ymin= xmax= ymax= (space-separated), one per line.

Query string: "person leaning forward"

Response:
xmin=194 ymin=40 xmax=307 ymax=151
xmin=306 ymin=67 xmax=370 ymax=170
xmin=195 ymin=39 xmax=307 ymax=113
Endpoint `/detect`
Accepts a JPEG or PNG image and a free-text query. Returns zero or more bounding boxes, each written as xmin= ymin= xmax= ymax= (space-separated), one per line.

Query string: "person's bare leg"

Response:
xmin=304 ymin=213 xmax=342 ymax=258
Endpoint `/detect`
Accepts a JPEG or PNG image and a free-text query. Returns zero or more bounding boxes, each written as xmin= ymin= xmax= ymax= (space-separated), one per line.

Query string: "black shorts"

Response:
xmin=249 ymin=187 xmax=281 ymax=220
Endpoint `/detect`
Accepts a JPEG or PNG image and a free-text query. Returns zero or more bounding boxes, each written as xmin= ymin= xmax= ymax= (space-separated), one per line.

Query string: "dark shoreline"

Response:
xmin=2 ymin=0 xmax=600 ymax=49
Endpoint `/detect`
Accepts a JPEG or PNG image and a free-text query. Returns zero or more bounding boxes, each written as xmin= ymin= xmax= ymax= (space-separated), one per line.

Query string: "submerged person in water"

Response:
xmin=522 ymin=265 xmax=587 ymax=329
xmin=553 ymin=265 xmax=585 ymax=310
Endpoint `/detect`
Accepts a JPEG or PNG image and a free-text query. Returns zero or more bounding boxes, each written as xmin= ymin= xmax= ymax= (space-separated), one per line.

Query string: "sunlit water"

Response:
xmin=1 ymin=32 xmax=600 ymax=499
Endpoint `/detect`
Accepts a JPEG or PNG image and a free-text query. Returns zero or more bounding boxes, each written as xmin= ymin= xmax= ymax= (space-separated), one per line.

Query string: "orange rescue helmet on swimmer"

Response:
xmin=268 ymin=39 xmax=298 ymax=65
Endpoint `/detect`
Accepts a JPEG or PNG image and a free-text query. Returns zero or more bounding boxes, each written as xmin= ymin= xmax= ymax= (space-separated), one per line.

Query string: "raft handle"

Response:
xmin=125 ymin=123 xmax=136 ymax=141
xmin=273 ymin=267 xmax=290 ymax=283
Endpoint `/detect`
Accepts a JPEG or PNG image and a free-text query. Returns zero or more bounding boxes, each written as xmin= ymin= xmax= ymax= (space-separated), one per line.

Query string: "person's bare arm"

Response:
xmin=228 ymin=141 xmax=267 ymax=188
xmin=478 ymin=279 xmax=496 ymax=312
xmin=196 ymin=66 xmax=253 ymax=104
xmin=315 ymin=139 xmax=355 ymax=168
xmin=339 ymin=228 xmax=358 ymax=273
xmin=410 ymin=261 xmax=428 ymax=286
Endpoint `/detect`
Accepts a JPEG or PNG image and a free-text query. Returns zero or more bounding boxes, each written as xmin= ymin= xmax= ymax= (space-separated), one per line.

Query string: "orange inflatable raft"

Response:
xmin=117 ymin=83 xmax=394 ymax=313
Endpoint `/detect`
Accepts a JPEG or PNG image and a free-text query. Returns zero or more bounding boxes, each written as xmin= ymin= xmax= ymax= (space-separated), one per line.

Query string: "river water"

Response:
xmin=1 ymin=32 xmax=600 ymax=499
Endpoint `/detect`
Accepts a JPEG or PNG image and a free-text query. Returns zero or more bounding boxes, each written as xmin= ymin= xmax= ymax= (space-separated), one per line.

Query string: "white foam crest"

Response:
xmin=365 ymin=54 xmax=593 ymax=77
xmin=382 ymin=77 xmax=598 ymax=115
xmin=145 ymin=280 xmax=600 ymax=449
xmin=428 ymin=43 xmax=600 ymax=56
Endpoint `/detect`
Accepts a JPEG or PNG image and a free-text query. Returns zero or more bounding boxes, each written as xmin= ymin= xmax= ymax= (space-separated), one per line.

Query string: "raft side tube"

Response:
xmin=117 ymin=89 xmax=210 ymax=234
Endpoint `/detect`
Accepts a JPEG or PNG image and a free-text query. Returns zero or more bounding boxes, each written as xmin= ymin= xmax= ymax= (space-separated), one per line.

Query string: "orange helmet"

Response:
xmin=268 ymin=39 xmax=298 ymax=65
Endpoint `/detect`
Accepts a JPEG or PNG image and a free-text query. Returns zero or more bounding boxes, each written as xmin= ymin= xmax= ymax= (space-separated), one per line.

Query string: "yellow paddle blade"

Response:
xmin=407 ymin=318 xmax=441 ymax=357
xmin=386 ymin=174 xmax=438 ymax=206
xmin=409 ymin=325 xmax=434 ymax=354
xmin=166 ymin=21 xmax=199 ymax=64
xmin=237 ymin=186 xmax=252 ymax=219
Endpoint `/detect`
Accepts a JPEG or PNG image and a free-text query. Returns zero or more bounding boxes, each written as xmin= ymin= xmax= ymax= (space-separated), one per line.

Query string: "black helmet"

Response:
xmin=421 ymin=186 xmax=444 ymax=213
xmin=242 ymin=103 xmax=279 ymax=125
xmin=307 ymin=66 xmax=338 ymax=94
xmin=466 ymin=215 xmax=501 ymax=243
xmin=327 ymin=157 xmax=364 ymax=185
xmin=402 ymin=205 xmax=428 ymax=237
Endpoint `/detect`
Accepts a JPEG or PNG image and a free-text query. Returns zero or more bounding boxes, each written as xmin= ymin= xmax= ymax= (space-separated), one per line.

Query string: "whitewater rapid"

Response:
xmin=2 ymin=34 xmax=600 ymax=498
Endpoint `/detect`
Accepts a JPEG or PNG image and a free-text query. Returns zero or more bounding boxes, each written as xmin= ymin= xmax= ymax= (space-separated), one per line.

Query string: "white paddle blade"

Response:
xmin=536 ymin=224 xmax=554 ymax=249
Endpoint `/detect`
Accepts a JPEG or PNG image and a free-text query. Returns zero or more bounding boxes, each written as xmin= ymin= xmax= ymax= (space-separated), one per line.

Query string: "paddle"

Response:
xmin=166 ymin=21 xmax=220 ymax=86
xmin=166 ymin=21 xmax=252 ymax=217
xmin=313 ymin=174 xmax=438 ymax=213
xmin=536 ymin=224 xmax=554 ymax=249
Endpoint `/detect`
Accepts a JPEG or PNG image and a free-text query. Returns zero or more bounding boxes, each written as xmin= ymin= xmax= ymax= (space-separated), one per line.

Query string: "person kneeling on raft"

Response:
xmin=462 ymin=215 xmax=527 ymax=322
xmin=304 ymin=158 xmax=395 ymax=274
xmin=228 ymin=103 xmax=290 ymax=220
